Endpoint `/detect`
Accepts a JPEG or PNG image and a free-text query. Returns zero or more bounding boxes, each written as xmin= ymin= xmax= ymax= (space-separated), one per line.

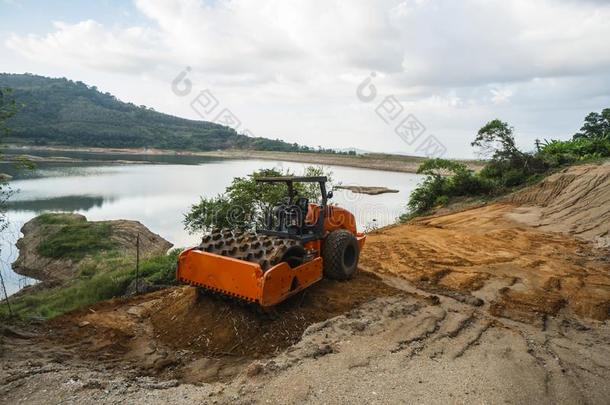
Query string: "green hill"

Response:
xmin=0 ymin=73 xmax=303 ymax=152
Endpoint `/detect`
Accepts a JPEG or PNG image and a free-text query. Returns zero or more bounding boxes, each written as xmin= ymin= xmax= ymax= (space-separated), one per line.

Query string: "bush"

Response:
xmin=539 ymin=137 xmax=610 ymax=165
xmin=407 ymin=176 xmax=446 ymax=214
xmin=407 ymin=159 xmax=493 ymax=215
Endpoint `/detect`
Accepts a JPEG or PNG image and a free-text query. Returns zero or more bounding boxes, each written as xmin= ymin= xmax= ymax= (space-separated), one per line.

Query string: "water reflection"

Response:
xmin=6 ymin=195 xmax=109 ymax=212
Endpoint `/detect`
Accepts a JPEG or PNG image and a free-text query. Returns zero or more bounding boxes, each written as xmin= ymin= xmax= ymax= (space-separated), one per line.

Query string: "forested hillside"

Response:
xmin=0 ymin=73 xmax=302 ymax=151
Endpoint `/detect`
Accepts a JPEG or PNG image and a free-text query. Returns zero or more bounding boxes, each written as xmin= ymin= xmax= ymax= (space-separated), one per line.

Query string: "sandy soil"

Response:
xmin=1 ymin=162 xmax=609 ymax=404
xmin=362 ymin=203 xmax=610 ymax=322
xmin=506 ymin=161 xmax=610 ymax=244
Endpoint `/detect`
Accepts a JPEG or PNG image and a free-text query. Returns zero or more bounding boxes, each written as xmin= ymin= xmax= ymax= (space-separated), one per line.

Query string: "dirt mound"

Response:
xmin=43 ymin=271 xmax=398 ymax=382
xmin=13 ymin=213 xmax=172 ymax=283
xmin=507 ymin=161 xmax=610 ymax=243
xmin=149 ymin=272 xmax=399 ymax=358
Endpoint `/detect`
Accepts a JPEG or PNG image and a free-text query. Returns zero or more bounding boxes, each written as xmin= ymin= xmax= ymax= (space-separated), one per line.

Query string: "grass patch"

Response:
xmin=0 ymin=249 xmax=181 ymax=320
xmin=36 ymin=216 xmax=117 ymax=260
xmin=36 ymin=212 xmax=85 ymax=225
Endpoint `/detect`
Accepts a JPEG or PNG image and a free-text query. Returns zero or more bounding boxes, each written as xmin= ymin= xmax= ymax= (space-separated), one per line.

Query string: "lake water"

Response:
xmin=0 ymin=151 xmax=424 ymax=295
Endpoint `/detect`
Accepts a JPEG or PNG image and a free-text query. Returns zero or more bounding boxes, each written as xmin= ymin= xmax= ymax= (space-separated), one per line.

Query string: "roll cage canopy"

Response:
xmin=255 ymin=176 xmax=330 ymax=241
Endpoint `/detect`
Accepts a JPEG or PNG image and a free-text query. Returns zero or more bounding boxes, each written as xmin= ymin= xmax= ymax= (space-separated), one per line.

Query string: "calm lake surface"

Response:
xmin=0 ymin=151 xmax=424 ymax=295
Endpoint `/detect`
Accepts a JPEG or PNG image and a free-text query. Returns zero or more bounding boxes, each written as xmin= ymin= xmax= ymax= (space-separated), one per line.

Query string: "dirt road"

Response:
xmin=1 ymin=162 xmax=609 ymax=404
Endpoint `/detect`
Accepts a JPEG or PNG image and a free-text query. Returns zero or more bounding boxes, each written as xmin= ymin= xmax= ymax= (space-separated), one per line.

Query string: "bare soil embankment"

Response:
xmin=506 ymin=161 xmax=610 ymax=243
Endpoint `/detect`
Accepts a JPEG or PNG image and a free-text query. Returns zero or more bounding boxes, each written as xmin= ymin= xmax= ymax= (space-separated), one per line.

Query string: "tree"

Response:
xmin=0 ymin=88 xmax=18 ymax=231
xmin=574 ymin=108 xmax=610 ymax=140
xmin=473 ymin=119 xmax=547 ymax=186
xmin=184 ymin=166 xmax=335 ymax=233
xmin=0 ymin=88 xmax=17 ymax=137
xmin=471 ymin=119 xmax=521 ymax=161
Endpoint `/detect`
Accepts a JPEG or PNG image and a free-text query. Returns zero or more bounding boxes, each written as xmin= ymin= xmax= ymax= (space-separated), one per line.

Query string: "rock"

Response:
xmin=303 ymin=343 xmax=335 ymax=359
xmin=245 ymin=362 xmax=264 ymax=377
xmin=142 ymin=379 xmax=179 ymax=390
xmin=12 ymin=213 xmax=173 ymax=284
xmin=78 ymin=321 xmax=91 ymax=328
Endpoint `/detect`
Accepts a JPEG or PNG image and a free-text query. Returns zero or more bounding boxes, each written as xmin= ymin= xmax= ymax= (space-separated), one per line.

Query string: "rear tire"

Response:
xmin=322 ymin=230 xmax=359 ymax=280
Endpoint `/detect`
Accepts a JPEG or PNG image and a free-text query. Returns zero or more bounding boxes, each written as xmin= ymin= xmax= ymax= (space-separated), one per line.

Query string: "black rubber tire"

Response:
xmin=322 ymin=230 xmax=359 ymax=280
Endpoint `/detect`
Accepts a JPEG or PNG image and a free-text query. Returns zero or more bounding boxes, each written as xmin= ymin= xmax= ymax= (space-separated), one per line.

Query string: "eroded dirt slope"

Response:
xmin=507 ymin=161 xmax=610 ymax=243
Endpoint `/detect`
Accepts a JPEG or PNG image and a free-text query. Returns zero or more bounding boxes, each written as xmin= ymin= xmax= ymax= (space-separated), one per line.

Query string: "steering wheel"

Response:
xmin=285 ymin=204 xmax=304 ymax=232
xmin=272 ymin=204 xmax=287 ymax=231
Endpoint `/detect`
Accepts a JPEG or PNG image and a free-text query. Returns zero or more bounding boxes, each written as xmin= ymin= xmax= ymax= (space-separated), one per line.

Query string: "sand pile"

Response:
xmin=507 ymin=161 xmax=610 ymax=243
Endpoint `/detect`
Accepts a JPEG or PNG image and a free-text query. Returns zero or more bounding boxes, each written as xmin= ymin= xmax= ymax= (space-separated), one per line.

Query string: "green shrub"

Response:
xmin=539 ymin=137 xmax=610 ymax=165
xmin=138 ymin=248 xmax=181 ymax=284
xmin=501 ymin=168 xmax=529 ymax=187
xmin=407 ymin=159 xmax=494 ymax=215
xmin=407 ymin=176 xmax=447 ymax=214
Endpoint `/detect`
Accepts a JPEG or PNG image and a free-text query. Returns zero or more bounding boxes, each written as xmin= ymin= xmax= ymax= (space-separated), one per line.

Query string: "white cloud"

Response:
xmin=491 ymin=88 xmax=513 ymax=105
xmin=6 ymin=20 xmax=161 ymax=73
xmin=3 ymin=0 xmax=610 ymax=157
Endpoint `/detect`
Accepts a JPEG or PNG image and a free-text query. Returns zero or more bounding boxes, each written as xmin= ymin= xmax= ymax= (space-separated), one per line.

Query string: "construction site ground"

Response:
xmin=1 ymin=162 xmax=609 ymax=404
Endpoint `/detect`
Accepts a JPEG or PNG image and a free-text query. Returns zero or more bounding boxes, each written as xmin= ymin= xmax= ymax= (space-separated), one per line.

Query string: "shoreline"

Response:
xmin=4 ymin=144 xmax=484 ymax=174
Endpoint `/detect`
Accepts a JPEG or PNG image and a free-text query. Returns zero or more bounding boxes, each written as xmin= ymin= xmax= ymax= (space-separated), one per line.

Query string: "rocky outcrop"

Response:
xmin=12 ymin=213 xmax=173 ymax=283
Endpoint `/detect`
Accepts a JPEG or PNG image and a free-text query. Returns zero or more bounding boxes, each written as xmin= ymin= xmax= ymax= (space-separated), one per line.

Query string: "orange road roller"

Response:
xmin=177 ymin=176 xmax=365 ymax=307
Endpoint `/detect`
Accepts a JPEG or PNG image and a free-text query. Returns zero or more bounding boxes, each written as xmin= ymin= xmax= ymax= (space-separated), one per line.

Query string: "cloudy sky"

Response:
xmin=1 ymin=0 xmax=609 ymax=157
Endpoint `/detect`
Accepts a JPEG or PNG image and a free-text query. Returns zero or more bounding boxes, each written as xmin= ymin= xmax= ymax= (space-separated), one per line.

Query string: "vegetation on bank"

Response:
xmin=36 ymin=213 xmax=117 ymax=260
xmin=184 ymin=165 xmax=334 ymax=233
xmin=406 ymin=108 xmax=610 ymax=216
xmin=0 ymin=73 xmax=351 ymax=155
xmin=1 ymin=213 xmax=180 ymax=320
xmin=0 ymin=249 xmax=180 ymax=320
